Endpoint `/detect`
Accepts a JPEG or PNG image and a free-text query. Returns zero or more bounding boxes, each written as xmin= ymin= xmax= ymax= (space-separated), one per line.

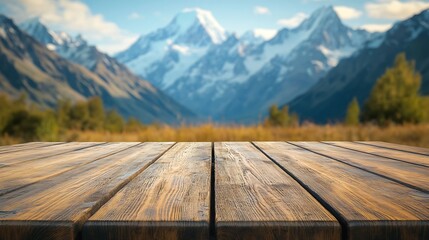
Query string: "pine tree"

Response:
xmin=345 ymin=97 xmax=360 ymax=126
xmin=363 ymin=53 xmax=425 ymax=125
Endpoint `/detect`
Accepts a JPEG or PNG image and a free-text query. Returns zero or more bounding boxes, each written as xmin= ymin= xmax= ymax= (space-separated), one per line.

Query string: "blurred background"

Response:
xmin=0 ymin=0 xmax=428 ymax=146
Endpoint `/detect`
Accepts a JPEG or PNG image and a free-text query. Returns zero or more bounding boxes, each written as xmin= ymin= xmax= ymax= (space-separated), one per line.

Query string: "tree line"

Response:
xmin=0 ymin=96 xmax=143 ymax=141
xmin=267 ymin=53 xmax=429 ymax=126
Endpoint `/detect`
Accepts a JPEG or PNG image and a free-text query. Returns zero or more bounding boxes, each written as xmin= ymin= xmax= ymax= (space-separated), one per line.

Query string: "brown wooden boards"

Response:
xmin=325 ymin=141 xmax=429 ymax=167
xmin=215 ymin=142 xmax=340 ymax=240
xmin=0 ymin=142 xmax=103 ymax=167
xmin=0 ymin=142 xmax=138 ymax=196
xmin=294 ymin=142 xmax=429 ymax=192
xmin=356 ymin=141 xmax=429 ymax=156
xmin=0 ymin=142 xmax=64 ymax=154
xmin=255 ymin=142 xmax=429 ymax=240
xmin=0 ymin=142 xmax=174 ymax=240
xmin=83 ymin=142 xmax=211 ymax=240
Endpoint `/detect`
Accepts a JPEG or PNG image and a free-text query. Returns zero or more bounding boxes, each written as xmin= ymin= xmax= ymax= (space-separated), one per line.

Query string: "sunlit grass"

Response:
xmin=22 ymin=123 xmax=428 ymax=148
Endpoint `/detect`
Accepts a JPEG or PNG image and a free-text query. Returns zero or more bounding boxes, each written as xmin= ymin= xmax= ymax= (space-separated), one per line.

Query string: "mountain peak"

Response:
xmin=170 ymin=8 xmax=226 ymax=44
xmin=300 ymin=5 xmax=342 ymax=30
xmin=0 ymin=14 xmax=13 ymax=25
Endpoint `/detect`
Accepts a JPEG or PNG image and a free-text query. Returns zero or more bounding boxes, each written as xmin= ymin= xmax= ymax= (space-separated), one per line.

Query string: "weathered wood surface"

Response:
xmin=214 ymin=142 xmax=340 ymax=240
xmin=255 ymin=142 xmax=429 ymax=240
xmin=0 ymin=142 xmax=64 ymax=154
xmin=325 ymin=141 xmax=429 ymax=167
xmin=357 ymin=141 xmax=429 ymax=157
xmin=294 ymin=142 xmax=429 ymax=192
xmin=0 ymin=142 xmax=173 ymax=240
xmin=0 ymin=142 xmax=103 ymax=167
xmin=0 ymin=141 xmax=428 ymax=240
xmin=0 ymin=142 xmax=137 ymax=196
xmin=84 ymin=142 xmax=211 ymax=240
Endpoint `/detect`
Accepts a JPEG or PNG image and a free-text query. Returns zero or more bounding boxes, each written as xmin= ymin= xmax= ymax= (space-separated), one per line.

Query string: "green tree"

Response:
xmin=87 ymin=97 xmax=104 ymax=130
xmin=69 ymin=101 xmax=90 ymax=130
xmin=266 ymin=105 xmax=299 ymax=127
xmin=36 ymin=111 xmax=59 ymax=141
xmin=104 ymin=110 xmax=124 ymax=133
xmin=57 ymin=99 xmax=72 ymax=129
xmin=125 ymin=117 xmax=143 ymax=132
xmin=0 ymin=94 xmax=12 ymax=132
xmin=345 ymin=97 xmax=360 ymax=126
xmin=363 ymin=53 xmax=425 ymax=125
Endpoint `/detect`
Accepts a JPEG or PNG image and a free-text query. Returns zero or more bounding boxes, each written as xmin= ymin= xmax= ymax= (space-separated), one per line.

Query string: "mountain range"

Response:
xmin=116 ymin=6 xmax=376 ymax=122
xmin=289 ymin=9 xmax=429 ymax=123
xmin=0 ymin=15 xmax=194 ymax=124
xmin=1 ymin=6 xmax=429 ymax=125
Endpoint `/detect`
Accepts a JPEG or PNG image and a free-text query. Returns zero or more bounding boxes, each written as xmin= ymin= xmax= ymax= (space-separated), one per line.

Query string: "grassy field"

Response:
xmin=3 ymin=123 xmax=428 ymax=147
xmin=0 ymin=124 xmax=429 ymax=147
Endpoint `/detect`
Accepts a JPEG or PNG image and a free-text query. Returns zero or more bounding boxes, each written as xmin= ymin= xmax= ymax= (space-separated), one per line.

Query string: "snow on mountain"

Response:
xmin=115 ymin=6 xmax=377 ymax=121
xmin=289 ymin=9 xmax=429 ymax=123
xmin=19 ymin=18 xmax=99 ymax=69
xmin=14 ymin=16 xmax=195 ymax=123
xmin=240 ymin=29 xmax=277 ymax=44
xmin=219 ymin=6 xmax=376 ymax=122
xmin=115 ymin=8 xmax=227 ymax=89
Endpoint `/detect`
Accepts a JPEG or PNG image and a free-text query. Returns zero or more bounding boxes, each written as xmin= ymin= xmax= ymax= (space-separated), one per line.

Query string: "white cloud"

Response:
xmin=360 ymin=23 xmax=393 ymax=32
xmin=1 ymin=0 xmax=137 ymax=54
xmin=277 ymin=12 xmax=308 ymax=28
xmin=128 ymin=12 xmax=141 ymax=20
xmin=253 ymin=29 xmax=277 ymax=40
xmin=365 ymin=0 xmax=429 ymax=20
xmin=254 ymin=6 xmax=270 ymax=15
xmin=334 ymin=6 xmax=362 ymax=20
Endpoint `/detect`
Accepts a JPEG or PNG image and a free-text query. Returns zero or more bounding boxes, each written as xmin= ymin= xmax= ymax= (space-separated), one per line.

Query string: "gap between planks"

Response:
xmin=323 ymin=141 xmax=429 ymax=168
xmin=289 ymin=142 xmax=429 ymax=194
xmin=354 ymin=141 xmax=429 ymax=157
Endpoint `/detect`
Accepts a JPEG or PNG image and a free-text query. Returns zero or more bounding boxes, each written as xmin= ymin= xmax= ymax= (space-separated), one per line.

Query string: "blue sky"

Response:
xmin=1 ymin=0 xmax=429 ymax=54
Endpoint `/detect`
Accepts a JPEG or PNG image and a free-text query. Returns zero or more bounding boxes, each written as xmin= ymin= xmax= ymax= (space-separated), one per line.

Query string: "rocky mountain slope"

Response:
xmin=289 ymin=9 xmax=429 ymax=123
xmin=117 ymin=7 xmax=374 ymax=122
xmin=0 ymin=15 xmax=194 ymax=124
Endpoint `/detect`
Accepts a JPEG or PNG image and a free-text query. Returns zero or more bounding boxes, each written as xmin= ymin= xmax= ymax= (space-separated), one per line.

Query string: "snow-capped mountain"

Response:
xmin=220 ymin=6 xmax=375 ymax=122
xmin=116 ymin=8 xmax=227 ymax=89
xmin=1 ymin=15 xmax=194 ymax=124
xmin=116 ymin=6 xmax=375 ymax=122
xmin=289 ymin=9 xmax=429 ymax=123
xmin=121 ymin=6 xmax=374 ymax=121
xmin=20 ymin=18 xmax=101 ymax=70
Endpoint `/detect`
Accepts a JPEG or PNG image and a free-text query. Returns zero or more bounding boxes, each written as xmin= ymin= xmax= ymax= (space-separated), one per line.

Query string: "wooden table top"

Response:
xmin=0 ymin=141 xmax=428 ymax=240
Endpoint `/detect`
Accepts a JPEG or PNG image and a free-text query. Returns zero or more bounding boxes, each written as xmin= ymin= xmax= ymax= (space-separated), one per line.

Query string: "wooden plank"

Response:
xmin=0 ymin=142 xmax=138 ymax=196
xmin=356 ymin=141 xmax=429 ymax=156
xmin=294 ymin=142 xmax=429 ymax=192
xmin=0 ymin=142 xmax=103 ymax=167
xmin=0 ymin=142 xmax=64 ymax=154
xmin=0 ymin=142 xmax=173 ymax=240
xmin=255 ymin=142 xmax=429 ymax=240
xmin=325 ymin=141 xmax=429 ymax=167
xmin=215 ymin=142 xmax=340 ymax=240
xmin=83 ymin=142 xmax=212 ymax=240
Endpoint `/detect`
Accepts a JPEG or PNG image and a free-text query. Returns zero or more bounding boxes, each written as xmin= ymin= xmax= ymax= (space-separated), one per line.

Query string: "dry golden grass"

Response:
xmin=55 ymin=123 xmax=429 ymax=148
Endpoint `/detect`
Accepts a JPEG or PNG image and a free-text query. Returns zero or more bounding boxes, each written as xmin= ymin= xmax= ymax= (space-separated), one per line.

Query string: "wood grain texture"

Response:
xmin=325 ymin=141 xmax=429 ymax=168
xmin=0 ymin=142 xmax=64 ymax=154
xmin=0 ymin=142 xmax=173 ymax=240
xmin=255 ymin=142 xmax=429 ymax=240
xmin=356 ymin=141 xmax=429 ymax=156
xmin=0 ymin=142 xmax=103 ymax=167
xmin=0 ymin=142 xmax=138 ymax=196
xmin=215 ymin=142 xmax=340 ymax=240
xmin=294 ymin=142 xmax=429 ymax=192
xmin=84 ymin=142 xmax=211 ymax=240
